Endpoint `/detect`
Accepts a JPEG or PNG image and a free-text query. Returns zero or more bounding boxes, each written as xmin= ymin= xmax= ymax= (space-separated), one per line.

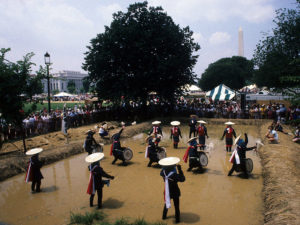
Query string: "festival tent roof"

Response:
xmin=53 ymin=92 xmax=75 ymax=97
xmin=205 ymin=84 xmax=235 ymax=101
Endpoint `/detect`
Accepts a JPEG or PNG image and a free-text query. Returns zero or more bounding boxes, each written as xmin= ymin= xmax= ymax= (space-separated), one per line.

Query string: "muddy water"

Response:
xmin=0 ymin=125 xmax=263 ymax=225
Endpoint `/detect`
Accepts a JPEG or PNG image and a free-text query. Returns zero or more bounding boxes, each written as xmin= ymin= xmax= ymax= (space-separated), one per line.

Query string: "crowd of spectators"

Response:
xmin=0 ymin=98 xmax=299 ymax=142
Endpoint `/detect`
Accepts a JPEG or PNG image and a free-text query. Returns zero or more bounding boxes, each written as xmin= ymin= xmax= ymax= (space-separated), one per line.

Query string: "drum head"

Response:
xmin=157 ymin=148 xmax=167 ymax=160
xmin=199 ymin=152 xmax=208 ymax=167
xmin=245 ymin=158 xmax=253 ymax=173
xmin=123 ymin=148 xmax=133 ymax=161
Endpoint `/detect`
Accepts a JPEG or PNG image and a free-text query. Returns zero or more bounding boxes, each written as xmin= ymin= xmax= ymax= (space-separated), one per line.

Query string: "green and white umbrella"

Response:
xmin=206 ymin=84 xmax=235 ymax=101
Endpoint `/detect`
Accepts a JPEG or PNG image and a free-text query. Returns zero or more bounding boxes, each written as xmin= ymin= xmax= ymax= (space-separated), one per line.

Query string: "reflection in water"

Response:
xmin=0 ymin=125 xmax=263 ymax=225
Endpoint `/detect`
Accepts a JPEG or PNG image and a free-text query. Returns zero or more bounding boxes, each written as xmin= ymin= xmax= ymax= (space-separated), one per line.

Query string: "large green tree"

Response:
xmin=83 ymin=1 xmax=200 ymax=103
xmin=0 ymin=48 xmax=44 ymax=151
xmin=253 ymin=0 xmax=300 ymax=90
xmin=198 ymin=56 xmax=254 ymax=91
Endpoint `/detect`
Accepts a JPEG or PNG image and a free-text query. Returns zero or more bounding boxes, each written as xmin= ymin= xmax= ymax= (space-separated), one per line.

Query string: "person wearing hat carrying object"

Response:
xmin=149 ymin=121 xmax=163 ymax=135
xmin=25 ymin=148 xmax=44 ymax=193
xmin=196 ymin=120 xmax=209 ymax=150
xmin=159 ymin=157 xmax=185 ymax=223
xmin=110 ymin=127 xmax=127 ymax=165
xmin=146 ymin=134 xmax=158 ymax=167
xmin=84 ymin=130 xmax=99 ymax=155
xmin=170 ymin=121 xmax=182 ymax=149
xmin=265 ymin=126 xmax=279 ymax=143
xmin=183 ymin=137 xmax=203 ymax=172
xmin=188 ymin=115 xmax=197 ymax=138
xmin=228 ymin=133 xmax=257 ymax=178
xmin=86 ymin=153 xmax=114 ymax=209
xmin=221 ymin=122 xmax=237 ymax=152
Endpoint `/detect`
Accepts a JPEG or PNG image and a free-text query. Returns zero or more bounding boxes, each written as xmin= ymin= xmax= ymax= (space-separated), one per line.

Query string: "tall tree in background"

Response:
xmin=198 ymin=56 xmax=254 ymax=91
xmin=0 ymin=48 xmax=44 ymax=152
xmin=83 ymin=1 xmax=200 ymax=103
xmin=253 ymin=0 xmax=300 ymax=91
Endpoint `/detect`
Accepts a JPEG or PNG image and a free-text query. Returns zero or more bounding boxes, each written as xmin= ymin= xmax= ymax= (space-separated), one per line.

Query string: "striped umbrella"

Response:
xmin=205 ymin=84 xmax=235 ymax=101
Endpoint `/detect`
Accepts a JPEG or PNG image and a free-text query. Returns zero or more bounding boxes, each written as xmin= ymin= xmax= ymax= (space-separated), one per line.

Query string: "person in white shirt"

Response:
xmin=265 ymin=126 xmax=279 ymax=143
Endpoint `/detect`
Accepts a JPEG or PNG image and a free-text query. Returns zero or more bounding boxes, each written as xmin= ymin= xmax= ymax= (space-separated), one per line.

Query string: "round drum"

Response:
xmin=199 ymin=152 xmax=208 ymax=167
xmin=245 ymin=158 xmax=253 ymax=173
xmin=123 ymin=148 xmax=133 ymax=161
xmin=157 ymin=147 xmax=167 ymax=160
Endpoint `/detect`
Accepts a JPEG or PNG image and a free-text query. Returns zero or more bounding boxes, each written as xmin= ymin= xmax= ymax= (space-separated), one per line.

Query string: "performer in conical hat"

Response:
xmin=86 ymin=153 xmax=114 ymax=209
xmin=221 ymin=121 xmax=236 ymax=152
xmin=110 ymin=126 xmax=127 ymax=165
xmin=84 ymin=130 xmax=98 ymax=155
xmin=25 ymin=148 xmax=44 ymax=193
xmin=149 ymin=121 xmax=163 ymax=140
xmin=159 ymin=157 xmax=185 ymax=223
xmin=196 ymin=120 xmax=209 ymax=150
xmin=170 ymin=121 xmax=182 ymax=149
xmin=183 ymin=137 xmax=202 ymax=172
xmin=146 ymin=133 xmax=158 ymax=167
xmin=228 ymin=133 xmax=257 ymax=179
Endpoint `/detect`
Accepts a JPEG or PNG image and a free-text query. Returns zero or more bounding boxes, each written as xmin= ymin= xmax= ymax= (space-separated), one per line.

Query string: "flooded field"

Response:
xmin=0 ymin=125 xmax=263 ymax=225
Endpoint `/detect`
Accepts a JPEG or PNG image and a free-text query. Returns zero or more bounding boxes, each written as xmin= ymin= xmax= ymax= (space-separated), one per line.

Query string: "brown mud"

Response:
xmin=0 ymin=119 xmax=299 ymax=225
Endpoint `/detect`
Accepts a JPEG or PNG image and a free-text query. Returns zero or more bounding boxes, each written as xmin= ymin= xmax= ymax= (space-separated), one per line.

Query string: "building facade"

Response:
xmin=42 ymin=70 xmax=88 ymax=94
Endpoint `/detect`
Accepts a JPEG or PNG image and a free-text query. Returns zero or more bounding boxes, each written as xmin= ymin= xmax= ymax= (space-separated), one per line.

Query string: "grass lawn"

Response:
xmin=23 ymin=102 xmax=85 ymax=113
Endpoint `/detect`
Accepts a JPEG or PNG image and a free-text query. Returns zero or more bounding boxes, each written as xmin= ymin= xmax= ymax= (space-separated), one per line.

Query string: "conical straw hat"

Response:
xmin=85 ymin=153 xmax=104 ymax=163
xmin=159 ymin=157 xmax=180 ymax=166
xmin=26 ymin=148 xmax=43 ymax=155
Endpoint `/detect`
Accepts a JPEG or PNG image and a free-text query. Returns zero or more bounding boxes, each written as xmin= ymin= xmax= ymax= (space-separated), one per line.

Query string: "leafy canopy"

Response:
xmin=198 ymin=56 xmax=254 ymax=91
xmin=253 ymin=0 xmax=300 ymax=89
xmin=83 ymin=1 xmax=200 ymax=103
xmin=0 ymin=48 xmax=44 ymax=124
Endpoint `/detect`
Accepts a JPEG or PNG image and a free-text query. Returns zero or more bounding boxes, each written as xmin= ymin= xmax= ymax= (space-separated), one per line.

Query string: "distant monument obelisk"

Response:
xmin=238 ymin=27 xmax=244 ymax=57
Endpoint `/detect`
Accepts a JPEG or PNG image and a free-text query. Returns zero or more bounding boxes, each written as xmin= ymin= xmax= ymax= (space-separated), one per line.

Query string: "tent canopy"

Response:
xmin=54 ymin=92 xmax=75 ymax=97
xmin=206 ymin=84 xmax=235 ymax=101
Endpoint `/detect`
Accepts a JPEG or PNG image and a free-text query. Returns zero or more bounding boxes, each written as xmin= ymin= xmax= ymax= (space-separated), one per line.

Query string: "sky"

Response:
xmin=0 ymin=0 xmax=298 ymax=78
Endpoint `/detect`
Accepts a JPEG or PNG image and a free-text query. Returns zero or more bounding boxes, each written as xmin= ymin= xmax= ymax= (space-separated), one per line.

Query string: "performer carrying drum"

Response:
xmin=183 ymin=137 xmax=203 ymax=172
xmin=159 ymin=157 xmax=185 ymax=224
xmin=25 ymin=148 xmax=44 ymax=193
xmin=221 ymin=121 xmax=236 ymax=152
xmin=110 ymin=127 xmax=128 ymax=165
xmin=84 ymin=130 xmax=99 ymax=155
xmin=149 ymin=121 xmax=163 ymax=144
xmin=228 ymin=133 xmax=257 ymax=179
xmin=86 ymin=153 xmax=114 ymax=209
xmin=146 ymin=134 xmax=166 ymax=167
xmin=170 ymin=121 xmax=182 ymax=149
xmin=196 ymin=120 xmax=209 ymax=150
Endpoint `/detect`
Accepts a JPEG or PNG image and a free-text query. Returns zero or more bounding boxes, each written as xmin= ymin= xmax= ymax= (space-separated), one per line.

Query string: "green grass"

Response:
xmin=69 ymin=211 xmax=166 ymax=225
xmin=23 ymin=102 xmax=83 ymax=113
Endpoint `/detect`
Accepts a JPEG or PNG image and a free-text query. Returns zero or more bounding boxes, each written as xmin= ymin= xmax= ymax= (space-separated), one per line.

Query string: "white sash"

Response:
xmin=164 ymin=170 xmax=175 ymax=209
xmin=145 ymin=146 xmax=149 ymax=158
xmin=89 ymin=165 xmax=98 ymax=194
xmin=25 ymin=159 xmax=32 ymax=183
xmin=229 ymin=149 xmax=240 ymax=164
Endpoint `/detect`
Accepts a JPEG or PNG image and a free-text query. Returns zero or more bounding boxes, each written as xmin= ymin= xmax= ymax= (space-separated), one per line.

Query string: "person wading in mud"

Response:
xmin=196 ymin=120 xmax=209 ymax=150
xmin=221 ymin=121 xmax=236 ymax=152
xmin=110 ymin=126 xmax=127 ymax=165
xmin=159 ymin=157 xmax=185 ymax=224
xmin=86 ymin=153 xmax=114 ymax=209
xmin=170 ymin=121 xmax=182 ymax=149
xmin=228 ymin=133 xmax=257 ymax=179
xmin=188 ymin=115 xmax=197 ymax=138
xmin=84 ymin=130 xmax=98 ymax=155
xmin=25 ymin=148 xmax=44 ymax=193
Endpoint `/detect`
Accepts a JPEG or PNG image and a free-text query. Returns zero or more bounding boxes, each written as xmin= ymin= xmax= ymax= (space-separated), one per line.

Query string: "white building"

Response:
xmin=42 ymin=70 xmax=88 ymax=93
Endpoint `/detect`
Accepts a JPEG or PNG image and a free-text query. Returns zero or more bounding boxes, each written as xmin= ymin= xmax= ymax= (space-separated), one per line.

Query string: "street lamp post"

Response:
xmin=44 ymin=52 xmax=51 ymax=113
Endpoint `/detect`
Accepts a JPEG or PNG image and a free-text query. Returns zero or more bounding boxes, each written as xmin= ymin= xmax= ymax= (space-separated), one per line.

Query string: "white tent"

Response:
xmin=188 ymin=84 xmax=201 ymax=91
xmin=54 ymin=92 xmax=75 ymax=97
xmin=206 ymin=84 xmax=235 ymax=101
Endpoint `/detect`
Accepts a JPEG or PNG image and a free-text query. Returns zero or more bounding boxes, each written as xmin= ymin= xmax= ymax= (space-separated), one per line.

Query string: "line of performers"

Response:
xmin=24 ymin=119 xmax=257 ymax=224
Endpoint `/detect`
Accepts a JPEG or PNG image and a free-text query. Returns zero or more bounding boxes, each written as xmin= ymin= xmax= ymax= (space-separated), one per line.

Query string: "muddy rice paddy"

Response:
xmin=0 ymin=119 xmax=299 ymax=225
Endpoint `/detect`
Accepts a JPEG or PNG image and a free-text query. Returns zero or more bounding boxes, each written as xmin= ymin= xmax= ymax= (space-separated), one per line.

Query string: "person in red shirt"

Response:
xmin=196 ymin=120 xmax=209 ymax=150
xmin=170 ymin=121 xmax=182 ymax=149
xmin=221 ymin=121 xmax=236 ymax=152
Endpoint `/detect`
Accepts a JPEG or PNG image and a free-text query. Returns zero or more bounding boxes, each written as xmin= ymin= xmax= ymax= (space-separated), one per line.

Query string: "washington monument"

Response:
xmin=238 ymin=27 xmax=244 ymax=57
